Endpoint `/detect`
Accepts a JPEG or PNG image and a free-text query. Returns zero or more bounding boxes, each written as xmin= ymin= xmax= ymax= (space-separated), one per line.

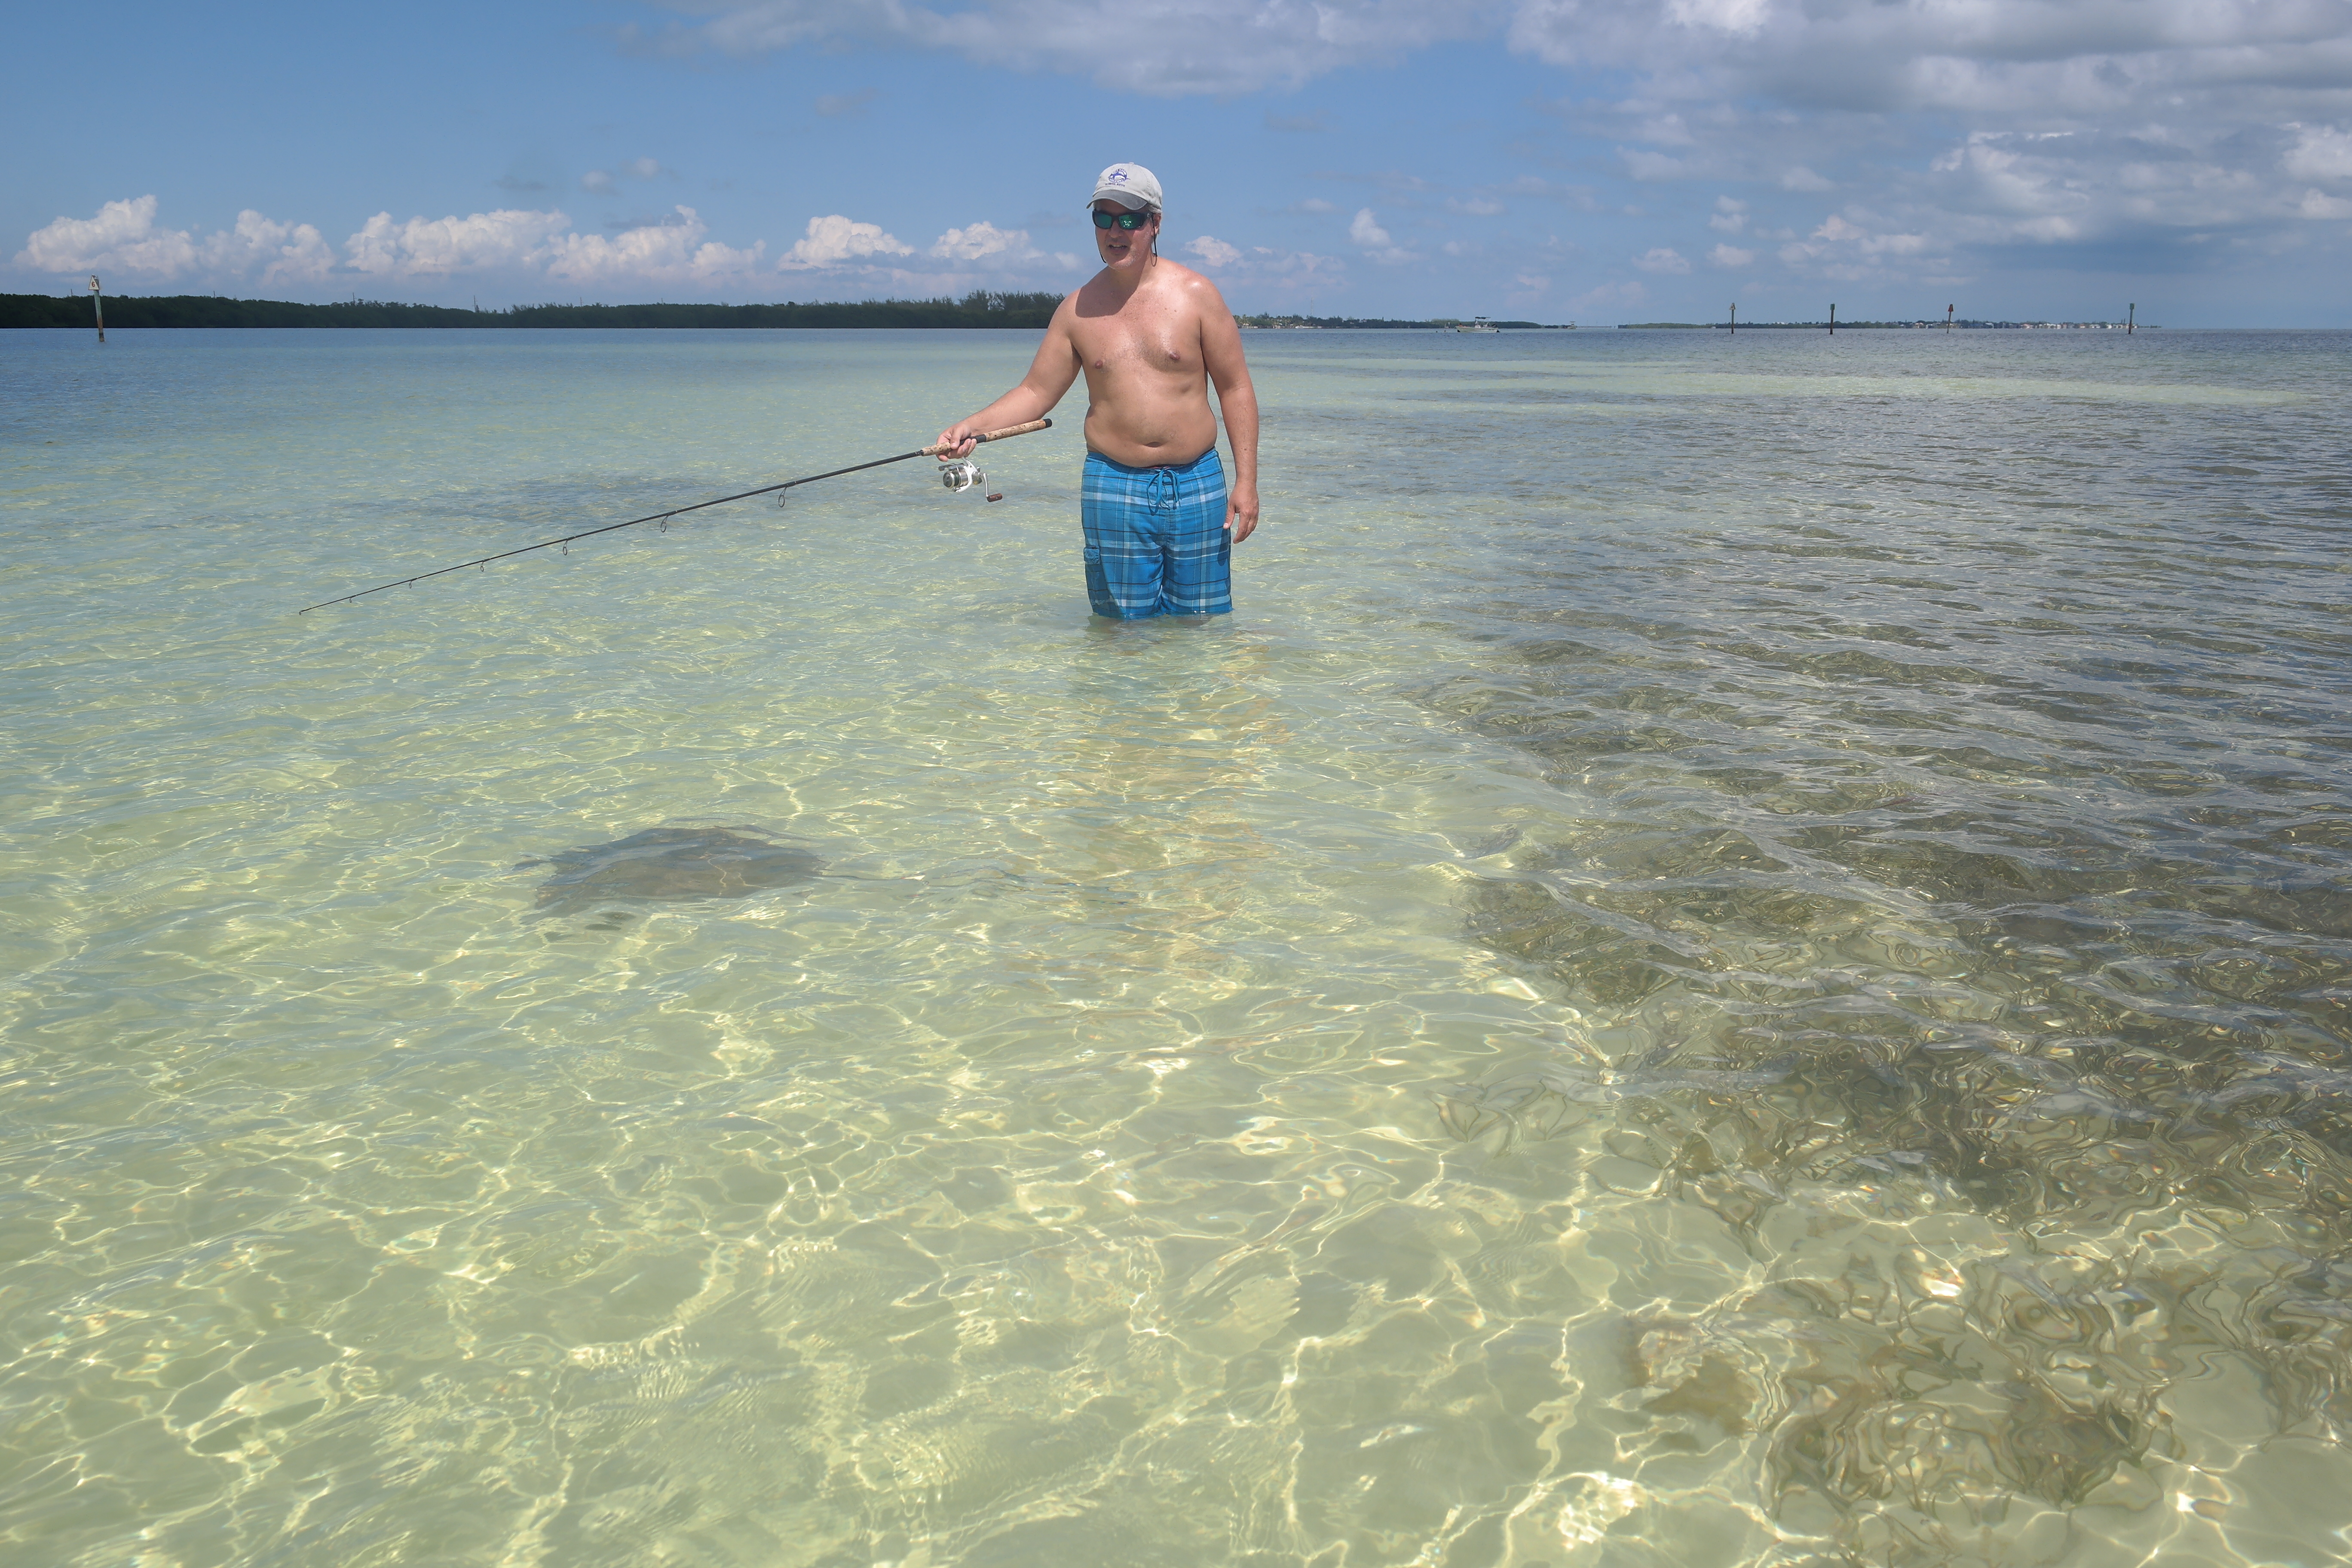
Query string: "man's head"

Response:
xmin=1091 ymin=162 xmax=1163 ymax=216
xmin=1090 ymin=162 xmax=1162 ymax=273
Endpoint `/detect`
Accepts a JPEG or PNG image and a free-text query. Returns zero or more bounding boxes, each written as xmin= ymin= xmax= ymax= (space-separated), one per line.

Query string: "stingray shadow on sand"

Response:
xmin=521 ymin=825 xmax=825 ymax=925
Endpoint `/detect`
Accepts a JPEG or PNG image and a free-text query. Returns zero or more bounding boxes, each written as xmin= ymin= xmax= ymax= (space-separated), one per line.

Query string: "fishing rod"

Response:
xmin=297 ymin=418 xmax=1052 ymax=614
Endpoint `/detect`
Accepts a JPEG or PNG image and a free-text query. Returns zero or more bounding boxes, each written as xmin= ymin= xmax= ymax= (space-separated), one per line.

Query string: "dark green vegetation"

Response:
xmin=0 ymin=291 xmax=1064 ymax=329
xmin=0 ymin=292 xmax=1591 ymax=332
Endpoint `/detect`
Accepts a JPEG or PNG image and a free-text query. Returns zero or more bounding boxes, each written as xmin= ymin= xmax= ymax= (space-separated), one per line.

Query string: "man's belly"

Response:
xmin=1081 ymin=389 xmax=1220 ymax=468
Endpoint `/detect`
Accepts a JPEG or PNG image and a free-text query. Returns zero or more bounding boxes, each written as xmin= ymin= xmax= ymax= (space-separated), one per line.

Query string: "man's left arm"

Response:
xmin=1198 ymin=285 xmax=1261 ymax=543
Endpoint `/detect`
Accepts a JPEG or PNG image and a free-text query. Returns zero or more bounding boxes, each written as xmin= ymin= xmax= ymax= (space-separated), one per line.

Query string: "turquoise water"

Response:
xmin=3 ymin=326 xmax=2349 ymax=1566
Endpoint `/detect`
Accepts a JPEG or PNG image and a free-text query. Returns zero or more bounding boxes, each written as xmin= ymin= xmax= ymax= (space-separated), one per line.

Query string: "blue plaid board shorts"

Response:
xmin=1079 ymin=448 xmax=1231 ymax=619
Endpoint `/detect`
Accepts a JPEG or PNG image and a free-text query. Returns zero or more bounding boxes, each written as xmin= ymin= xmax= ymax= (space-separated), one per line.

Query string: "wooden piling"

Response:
xmin=89 ymin=275 xmax=104 ymax=344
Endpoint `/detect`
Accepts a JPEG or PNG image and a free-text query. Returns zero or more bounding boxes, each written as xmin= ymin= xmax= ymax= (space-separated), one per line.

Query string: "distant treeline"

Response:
xmin=0 ymin=293 xmax=1602 ymax=333
xmin=0 ymin=291 xmax=1066 ymax=330
xmin=1239 ymin=314 xmax=1564 ymax=330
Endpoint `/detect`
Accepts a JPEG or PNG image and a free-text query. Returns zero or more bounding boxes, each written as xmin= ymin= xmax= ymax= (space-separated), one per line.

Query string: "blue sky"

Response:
xmin=6 ymin=1 xmax=2350 ymax=324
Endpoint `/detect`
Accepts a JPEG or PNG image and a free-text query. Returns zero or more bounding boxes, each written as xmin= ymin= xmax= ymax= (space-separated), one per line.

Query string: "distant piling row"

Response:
xmin=1709 ymin=299 xmax=2139 ymax=336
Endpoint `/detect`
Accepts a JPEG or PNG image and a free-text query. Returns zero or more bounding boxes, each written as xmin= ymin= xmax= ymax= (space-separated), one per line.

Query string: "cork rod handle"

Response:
xmin=922 ymin=418 xmax=1052 ymax=457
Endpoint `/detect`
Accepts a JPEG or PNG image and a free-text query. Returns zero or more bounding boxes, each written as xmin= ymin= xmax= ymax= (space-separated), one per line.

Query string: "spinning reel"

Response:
xmin=938 ymin=459 xmax=1004 ymax=502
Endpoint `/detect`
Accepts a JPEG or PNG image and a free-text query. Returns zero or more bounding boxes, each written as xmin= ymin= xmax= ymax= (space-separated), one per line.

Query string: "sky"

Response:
xmin=5 ymin=1 xmax=2350 ymax=325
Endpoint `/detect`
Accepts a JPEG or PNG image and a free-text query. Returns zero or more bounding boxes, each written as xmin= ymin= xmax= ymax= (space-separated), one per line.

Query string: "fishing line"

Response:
xmin=297 ymin=418 xmax=1051 ymax=614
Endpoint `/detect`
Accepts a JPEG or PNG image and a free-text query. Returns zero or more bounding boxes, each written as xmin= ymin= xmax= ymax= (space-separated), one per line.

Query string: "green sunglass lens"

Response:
xmin=1091 ymin=211 xmax=1146 ymax=230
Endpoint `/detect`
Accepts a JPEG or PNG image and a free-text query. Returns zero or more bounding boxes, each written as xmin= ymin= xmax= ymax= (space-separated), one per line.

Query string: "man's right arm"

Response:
xmin=937 ymin=299 xmax=1084 ymax=457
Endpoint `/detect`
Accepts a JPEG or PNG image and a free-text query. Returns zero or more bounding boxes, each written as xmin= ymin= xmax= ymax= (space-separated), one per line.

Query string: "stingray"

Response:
xmin=523 ymin=826 xmax=825 ymax=920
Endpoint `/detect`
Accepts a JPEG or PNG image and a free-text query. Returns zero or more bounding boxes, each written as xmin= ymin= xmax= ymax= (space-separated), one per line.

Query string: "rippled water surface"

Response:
xmin=3 ymin=326 xmax=2349 ymax=1567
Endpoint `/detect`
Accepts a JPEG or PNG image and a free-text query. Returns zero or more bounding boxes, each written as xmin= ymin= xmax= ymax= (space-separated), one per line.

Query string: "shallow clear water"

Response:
xmin=2 ymin=325 xmax=2348 ymax=1567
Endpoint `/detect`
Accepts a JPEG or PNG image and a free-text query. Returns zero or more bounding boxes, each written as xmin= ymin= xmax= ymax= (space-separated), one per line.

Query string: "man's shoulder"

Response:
xmin=1043 ymin=282 xmax=1093 ymax=337
xmin=1156 ymin=259 xmax=1218 ymax=294
xmin=1151 ymin=261 xmax=1230 ymax=317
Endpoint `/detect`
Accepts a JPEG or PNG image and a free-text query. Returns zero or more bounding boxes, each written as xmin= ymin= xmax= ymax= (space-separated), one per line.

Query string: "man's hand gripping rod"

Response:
xmin=298 ymin=419 xmax=1053 ymax=614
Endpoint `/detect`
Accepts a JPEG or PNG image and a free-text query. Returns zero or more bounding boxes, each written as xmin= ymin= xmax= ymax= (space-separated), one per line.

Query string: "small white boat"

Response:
xmin=1454 ymin=317 xmax=1498 ymax=333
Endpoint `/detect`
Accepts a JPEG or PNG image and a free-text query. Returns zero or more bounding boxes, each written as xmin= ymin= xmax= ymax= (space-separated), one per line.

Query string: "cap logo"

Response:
xmin=1107 ymin=169 xmax=1127 ymax=183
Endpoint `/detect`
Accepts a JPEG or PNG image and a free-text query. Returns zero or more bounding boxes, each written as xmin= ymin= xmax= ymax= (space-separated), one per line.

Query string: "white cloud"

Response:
xmin=1179 ymin=243 xmax=1346 ymax=295
xmin=1256 ymin=252 xmax=1349 ymax=298
xmin=1635 ymin=246 xmax=1690 ymax=273
xmin=348 ymin=208 xmax=574 ymax=276
xmin=15 ymin=196 xmax=528 ymax=289
xmin=2303 ymin=188 xmax=2352 ymax=218
xmin=1709 ymin=195 xmax=1748 ymax=232
xmin=582 ymin=171 xmax=618 ymax=195
xmin=655 ymin=0 xmax=1496 ymax=95
xmin=1507 ymin=0 xmax=2352 ymax=121
xmin=594 ymin=1 xmax=2352 ymax=314
xmin=2285 ymin=125 xmax=2352 ymax=184
xmin=15 ymin=195 xmax=199 ymax=278
xmin=14 ymin=199 xmax=331 ymax=288
xmin=1708 ymin=243 xmax=1755 ymax=267
xmin=1774 ymin=211 xmax=1939 ymax=279
xmin=1348 ymin=206 xmax=1418 ymax=263
xmin=1818 ymin=214 xmax=1926 ymax=257
xmin=544 ymin=206 xmax=765 ymax=284
xmin=203 ymin=210 xmax=335 ymax=286
xmin=1186 ymin=235 xmax=1243 ymax=267
xmin=689 ymin=0 xmax=2331 ymax=133
xmin=1503 ymin=0 xmax=2352 ymax=273
xmin=1633 ymin=110 xmax=1697 ymax=147
xmin=1915 ymin=126 xmax=2300 ymax=245
xmin=780 ymin=214 xmax=914 ymax=269
xmin=1290 ymin=198 xmax=1339 ymax=214
xmin=1665 ymin=0 xmax=1770 ymax=34
xmin=1447 ymin=196 xmax=1507 ymax=215
xmin=12 ymin=194 xmax=1079 ymax=298
xmin=930 ymin=220 xmax=1031 ymax=260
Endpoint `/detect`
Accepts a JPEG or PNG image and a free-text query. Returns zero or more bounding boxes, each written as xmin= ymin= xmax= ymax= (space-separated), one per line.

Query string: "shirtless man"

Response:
xmin=937 ymin=162 xmax=1260 ymax=620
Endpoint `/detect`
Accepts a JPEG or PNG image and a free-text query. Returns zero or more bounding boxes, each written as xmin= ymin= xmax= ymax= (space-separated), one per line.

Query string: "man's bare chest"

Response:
xmin=1072 ymin=312 xmax=1201 ymax=377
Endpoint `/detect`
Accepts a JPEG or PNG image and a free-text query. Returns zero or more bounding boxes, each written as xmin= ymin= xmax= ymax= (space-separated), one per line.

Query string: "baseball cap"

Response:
xmin=1090 ymin=162 xmax=1164 ymax=213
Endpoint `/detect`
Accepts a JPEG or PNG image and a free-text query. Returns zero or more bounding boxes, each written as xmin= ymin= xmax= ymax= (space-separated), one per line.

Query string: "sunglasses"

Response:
xmin=1091 ymin=209 xmax=1154 ymax=230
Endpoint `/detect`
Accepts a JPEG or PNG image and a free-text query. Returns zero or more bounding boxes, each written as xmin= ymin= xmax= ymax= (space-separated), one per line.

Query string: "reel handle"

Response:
xmin=922 ymin=417 xmax=1052 ymax=457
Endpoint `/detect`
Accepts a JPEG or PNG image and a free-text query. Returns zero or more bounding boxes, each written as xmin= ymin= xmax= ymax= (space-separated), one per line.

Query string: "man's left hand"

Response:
xmin=1226 ymin=484 xmax=1260 ymax=544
